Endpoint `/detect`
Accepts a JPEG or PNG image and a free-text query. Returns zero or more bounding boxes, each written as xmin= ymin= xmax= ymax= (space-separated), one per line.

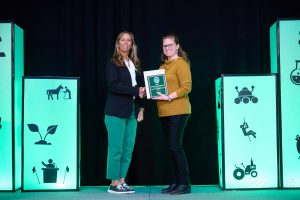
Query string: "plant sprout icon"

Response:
xmin=27 ymin=124 xmax=58 ymax=145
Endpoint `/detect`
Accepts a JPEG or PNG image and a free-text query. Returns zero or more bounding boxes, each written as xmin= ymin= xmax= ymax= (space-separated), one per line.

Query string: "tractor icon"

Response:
xmin=233 ymin=158 xmax=257 ymax=180
xmin=234 ymin=86 xmax=258 ymax=104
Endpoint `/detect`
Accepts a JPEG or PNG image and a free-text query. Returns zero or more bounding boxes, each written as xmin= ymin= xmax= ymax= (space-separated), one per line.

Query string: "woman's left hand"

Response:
xmin=153 ymin=92 xmax=170 ymax=101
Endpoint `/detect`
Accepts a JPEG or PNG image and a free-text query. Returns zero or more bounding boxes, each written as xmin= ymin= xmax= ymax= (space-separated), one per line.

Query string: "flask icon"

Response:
xmin=290 ymin=60 xmax=300 ymax=85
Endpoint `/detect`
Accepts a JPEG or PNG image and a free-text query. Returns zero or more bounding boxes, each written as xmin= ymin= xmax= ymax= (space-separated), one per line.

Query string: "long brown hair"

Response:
xmin=112 ymin=31 xmax=141 ymax=72
xmin=161 ymin=33 xmax=190 ymax=65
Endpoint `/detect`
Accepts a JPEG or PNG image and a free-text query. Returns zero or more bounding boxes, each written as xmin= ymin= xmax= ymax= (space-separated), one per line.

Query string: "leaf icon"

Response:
xmin=47 ymin=125 xmax=58 ymax=135
xmin=28 ymin=124 xmax=39 ymax=132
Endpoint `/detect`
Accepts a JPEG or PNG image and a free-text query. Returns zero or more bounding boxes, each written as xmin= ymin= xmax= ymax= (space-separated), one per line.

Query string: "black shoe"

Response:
xmin=107 ymin=184 xmax=133 ymax=194
xmin=169 ymin=184 xmax=191 ymax=195
xmin=161 ymin=184 xmax=177 ymax=194
xmin=121 ymin=183 xmax=135 ymax=193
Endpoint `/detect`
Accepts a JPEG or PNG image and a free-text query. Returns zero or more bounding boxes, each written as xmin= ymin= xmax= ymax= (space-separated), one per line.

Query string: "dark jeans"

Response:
xmin=160 ymin=114 xmax=191 ymax=185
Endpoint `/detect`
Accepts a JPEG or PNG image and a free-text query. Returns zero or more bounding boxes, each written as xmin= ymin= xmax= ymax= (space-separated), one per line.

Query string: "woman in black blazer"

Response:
xmin=104 ymin=31 xmax=145 ymax=194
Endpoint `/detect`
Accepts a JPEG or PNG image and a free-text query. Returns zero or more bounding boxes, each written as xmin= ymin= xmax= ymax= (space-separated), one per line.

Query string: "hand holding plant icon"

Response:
xmin=27 ymin=124 xmax=58 ymax=145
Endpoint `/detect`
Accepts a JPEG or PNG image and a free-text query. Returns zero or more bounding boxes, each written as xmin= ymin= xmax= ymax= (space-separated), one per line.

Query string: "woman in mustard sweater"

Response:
xmin=155 ymin=34 xmax=192 ymax=195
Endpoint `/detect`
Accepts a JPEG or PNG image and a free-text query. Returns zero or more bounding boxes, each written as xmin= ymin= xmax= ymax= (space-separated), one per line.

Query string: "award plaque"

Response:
xmin=143 ymin=69 xmax=168 ymax=99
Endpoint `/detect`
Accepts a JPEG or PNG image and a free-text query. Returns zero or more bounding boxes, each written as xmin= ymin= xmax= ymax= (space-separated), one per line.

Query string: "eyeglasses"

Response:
xmin=163 ymin=43 xmax=175 ymax=49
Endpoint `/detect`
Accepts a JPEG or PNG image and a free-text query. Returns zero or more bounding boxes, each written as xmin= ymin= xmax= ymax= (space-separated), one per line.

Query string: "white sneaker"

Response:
xmin=121 ymin=183 xmax=135 ymax=193
xmin=107 ymin=184 xmax=131 ymax=194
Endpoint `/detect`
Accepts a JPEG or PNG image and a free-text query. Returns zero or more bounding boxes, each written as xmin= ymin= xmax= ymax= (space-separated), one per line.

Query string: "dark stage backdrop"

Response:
xmin=1 ymin=0 xmax=299 ymax=186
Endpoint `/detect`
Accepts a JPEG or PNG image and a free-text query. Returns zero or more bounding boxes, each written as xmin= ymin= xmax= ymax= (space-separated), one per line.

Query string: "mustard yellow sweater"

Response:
xmin=157 ymin=57 xmax=192 ymax=117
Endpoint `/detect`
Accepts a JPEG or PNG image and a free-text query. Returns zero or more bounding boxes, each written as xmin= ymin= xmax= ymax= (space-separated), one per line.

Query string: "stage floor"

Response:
xmin=1 ymin=185 xmax=300 ymax=200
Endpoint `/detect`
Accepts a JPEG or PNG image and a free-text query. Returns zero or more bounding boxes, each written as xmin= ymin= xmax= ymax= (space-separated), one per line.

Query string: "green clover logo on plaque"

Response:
xmin=148 ymin=74 xmax=167 ymax=98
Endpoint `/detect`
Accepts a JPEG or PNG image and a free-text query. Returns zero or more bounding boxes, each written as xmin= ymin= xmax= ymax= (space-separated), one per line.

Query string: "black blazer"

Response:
xmin=104 ymin=59 xmax=144 ymax=118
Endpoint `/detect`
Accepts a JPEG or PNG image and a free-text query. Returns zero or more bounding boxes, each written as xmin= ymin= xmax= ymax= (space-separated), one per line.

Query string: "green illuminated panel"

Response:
xmin=0 ymin=22 xmax=13 ymax=191
xmin=22 ymin=78 xmax=79 ymax=191
xmin=0 ymin=22 xmax=23 ymax=191
xmin=215 ymin=77 xmax=223 ymax=188
xmin=220 ymin=75 xmax=278 ymax=189
xmin=270 ymin=22 xmax=278 ymax=73
xmin=14 ymin=24 xmax=24 ymax=190
xmin=273 ymin=20 xmax=300 ymax=188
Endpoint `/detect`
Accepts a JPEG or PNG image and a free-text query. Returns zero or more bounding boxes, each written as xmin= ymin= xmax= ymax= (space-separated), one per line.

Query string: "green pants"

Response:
xmin=104 ymin=110 xmax=137 ymax=180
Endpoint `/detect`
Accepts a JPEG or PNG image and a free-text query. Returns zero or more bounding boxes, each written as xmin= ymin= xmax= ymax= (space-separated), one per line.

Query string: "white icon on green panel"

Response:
xmin=234 ymin=86 xmax=258 ymax=104
xmin=27 ymin=124 xmax=58 ymax=145
xmin=296 ymin=135 xmax=300 ymax=159
xmin=233 ymin=158 xmax=258 ymax=180
xmin=32 ymin=159 xmax=69 ymax=184
xmin=240 ymin=118 xmax=257 ymax=141
xmin=47 ymin=85 xmax=72 ymax=100
xmin=290 ymin=60 xmax=300 ymax=85
xmin=0 ymin=36 xmax=6 ymax=57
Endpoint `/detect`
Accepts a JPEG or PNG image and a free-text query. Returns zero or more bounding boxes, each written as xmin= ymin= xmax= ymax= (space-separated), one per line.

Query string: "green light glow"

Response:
xmin=14 ymin=23 xmax=24 ymax=190
xmin=215 ymin=77 xmax=224 ymax=188
xmin=0 ymin=22 xmax=23 ymax=191
xmin=22 ymin=78 xmax=79 ymax=190
xmin=216 ymin=75 xmax=278 ymax=189
xmin=270 ymin=20 xmax=300 ymax=188
xmin=270 ymin=22 xmax=278 ymax=74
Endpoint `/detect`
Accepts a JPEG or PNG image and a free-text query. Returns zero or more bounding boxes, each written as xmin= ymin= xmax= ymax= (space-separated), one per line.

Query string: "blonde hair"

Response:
xmin=112 ymin=31 xmax=141 ymax=72
xmin=161 ymin=33 xmax=190 ymax=65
